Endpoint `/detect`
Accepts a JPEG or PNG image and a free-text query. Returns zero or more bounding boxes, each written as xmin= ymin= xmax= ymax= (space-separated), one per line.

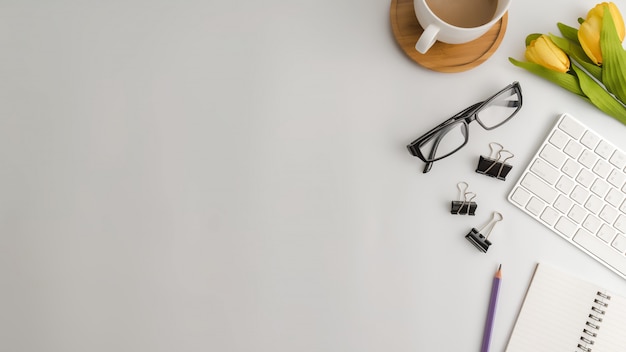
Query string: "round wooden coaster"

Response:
xmin=390 ymin=0 xmax=508 ymax=73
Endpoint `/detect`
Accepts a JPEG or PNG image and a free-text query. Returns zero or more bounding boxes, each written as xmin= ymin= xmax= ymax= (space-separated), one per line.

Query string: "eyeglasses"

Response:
xmin=406 ymin=81 xmax=523 ymax=173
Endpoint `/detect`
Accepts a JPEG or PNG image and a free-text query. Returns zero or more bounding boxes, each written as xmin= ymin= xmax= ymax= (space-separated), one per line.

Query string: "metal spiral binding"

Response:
xmin=577 ymin=291 xmax=612 ymax=351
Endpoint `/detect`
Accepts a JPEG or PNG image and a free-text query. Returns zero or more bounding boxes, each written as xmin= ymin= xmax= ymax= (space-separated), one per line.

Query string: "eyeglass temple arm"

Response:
xmin=423 ymin=161 xmax=434 ymax=173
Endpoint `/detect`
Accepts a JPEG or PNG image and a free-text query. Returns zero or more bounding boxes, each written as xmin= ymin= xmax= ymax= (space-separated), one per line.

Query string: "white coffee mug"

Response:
xmin=414 ymin=0 xmax=511 ymax=54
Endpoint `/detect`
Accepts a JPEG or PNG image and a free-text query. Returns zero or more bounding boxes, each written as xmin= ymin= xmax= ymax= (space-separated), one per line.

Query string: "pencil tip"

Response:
xmin=498 ymin=264 xmax=502 ymax=270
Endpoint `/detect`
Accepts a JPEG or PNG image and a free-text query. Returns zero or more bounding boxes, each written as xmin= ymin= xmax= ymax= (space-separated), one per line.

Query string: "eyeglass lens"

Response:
xmin=417 ymin=120 xmax=468 ymax=162
xmin=477 ymin=85 xmax=521 ymax=129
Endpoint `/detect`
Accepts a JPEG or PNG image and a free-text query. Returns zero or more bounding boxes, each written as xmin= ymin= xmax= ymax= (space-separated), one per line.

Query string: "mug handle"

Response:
xmin=415 ymin=24 xmax=439 ymax=54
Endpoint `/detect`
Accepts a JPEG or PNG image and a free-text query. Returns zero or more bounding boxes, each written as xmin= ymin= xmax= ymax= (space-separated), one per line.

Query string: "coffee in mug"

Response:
xmin=414 ymin=0 xmax=511 ymax=54
xmin=425 ymin=0 xmax=498 ymax=28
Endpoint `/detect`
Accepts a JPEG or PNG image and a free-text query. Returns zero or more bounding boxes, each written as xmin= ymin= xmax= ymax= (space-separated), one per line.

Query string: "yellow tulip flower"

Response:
xmin=579 ymin=2 xmax=625 ymax=65
xmin=525 ymin=35 xmax=570 ymax=73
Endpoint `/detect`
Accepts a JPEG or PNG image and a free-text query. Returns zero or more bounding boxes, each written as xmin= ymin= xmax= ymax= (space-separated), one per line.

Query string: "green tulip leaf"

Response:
xmin=525 ymin=33 xmax=543 ymax=47
xmin=549 ymin=34 xmax=602 ymax=80
xmin=509 ymin=57 xmax=585 ymax=96
xmin=572 ymin=64 xmax=626 ymax=123
xmin=557 ymin=22 xmax=579 ymax=43
xmin=601 ymin=6 xmax=626 ymax=104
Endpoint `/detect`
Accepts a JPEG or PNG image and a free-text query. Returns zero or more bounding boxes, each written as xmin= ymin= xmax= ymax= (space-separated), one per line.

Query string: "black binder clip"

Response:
xmin=476 ymin=142 xmax=514 ymax=181
xmin=465 ymin=212 xmax=503 ymax=253
xmin=450 ymin=182 xmax=477 ymax=215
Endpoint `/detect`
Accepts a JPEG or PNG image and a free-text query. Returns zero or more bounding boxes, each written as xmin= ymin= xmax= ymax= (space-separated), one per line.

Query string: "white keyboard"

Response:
xmin=508 ymin=113 xmax=626 ymax=279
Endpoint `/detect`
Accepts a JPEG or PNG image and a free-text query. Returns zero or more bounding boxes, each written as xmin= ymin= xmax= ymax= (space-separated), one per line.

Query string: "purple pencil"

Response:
xmin=480 ymin=264 xmax=502 ymax=352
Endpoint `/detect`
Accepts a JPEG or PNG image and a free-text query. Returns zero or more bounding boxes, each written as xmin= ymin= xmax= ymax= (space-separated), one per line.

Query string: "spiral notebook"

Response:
xmin=505 ymin=263 xmax=626 ymax=352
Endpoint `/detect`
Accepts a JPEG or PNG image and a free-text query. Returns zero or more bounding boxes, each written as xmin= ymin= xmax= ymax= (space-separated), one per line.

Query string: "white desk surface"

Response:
xmin=3 ymin=0 xmax=626 ymax=351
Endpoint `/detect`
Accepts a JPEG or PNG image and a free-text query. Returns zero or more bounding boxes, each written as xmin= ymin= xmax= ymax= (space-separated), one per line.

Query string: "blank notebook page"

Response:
xmin=505 ymin=263 xmax=626 ymax=352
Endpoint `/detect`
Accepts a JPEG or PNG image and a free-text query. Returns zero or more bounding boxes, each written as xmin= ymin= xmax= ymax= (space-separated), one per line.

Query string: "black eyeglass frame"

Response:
xmin=406 ymin=81 xmax=522 ymax=173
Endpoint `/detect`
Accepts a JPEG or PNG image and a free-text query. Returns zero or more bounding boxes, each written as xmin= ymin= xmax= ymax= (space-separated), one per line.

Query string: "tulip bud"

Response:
xmin=579 ymin=2 xmax=625 ymax=65
xmin=525 ymin=35 xmax=571 ymax=73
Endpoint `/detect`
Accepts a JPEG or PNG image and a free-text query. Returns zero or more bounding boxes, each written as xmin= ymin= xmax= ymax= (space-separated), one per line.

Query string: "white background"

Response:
xmin=2 ymin=0 xmax=626 ymax=351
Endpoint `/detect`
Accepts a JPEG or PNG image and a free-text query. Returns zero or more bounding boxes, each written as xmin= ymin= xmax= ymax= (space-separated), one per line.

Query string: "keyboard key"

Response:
xmin=605 ymin=188 xmax=624 ymax=208
xmin=510 ymin=187 xmax=531 ymax=206
xmin=526 ymin=197 xmax=545 ymax=216
xmin=559 ymin=115 xmax=585 ymax=139
xmin=585 ymin=195 xmax=603 ymax=214
xmin=608 ymin=169 xmax=626 ymax=188
xmin=609 ymin=150 xmax=626 ymax=169
xmin=574 ymin=229 xmax=626 ymax=277
xmin=581 ymin=130 xmax=600 ymax=149
xmin=565 ymin=140 xmax=583 ymax=159
xmin=575 ymin=168 xmax=594 ymax=188
xmin=596 ymin=140 xmax=615 ymax=159
xmin=562 ymin=159 xmax=581 ymax=178
xmin=541 ymin=207 xmax=560 ymax=226
xmin=612 ymin=234 xmax=626 ymax=253
xmin=549 ymin=129 xmax=569 ymax=149
xmin=571 ymin=185 xmax=589 ymax=204
xmin=583 ymin=215 xmax=602 ymax=233
xmin=590 ymin=179 xmax=609 ymax=198
xmin=614 ymin=214 xmax=626 ymax=233
xmin=540 ymin=144 xmax=567 ymax=168
xmin=579 ymin=149 xmax=598 ymax=169
xmin=598 ymin=224 xmax=617 ymax=243
xmin=556 ymin=176 xmax=575 ymax=194
xmin=530 ymin=159 xmax=559 ymax=184
xmin=600 ymin=205 xmax=618 ymax=224
xmin=555 ymin=194 xmax=573 ymax=214
xmin=568 ymin=204 xmax=587 ymax=224
xmin=521 ymin=173 xmax=558 ymax=204
xmin=556 ymin=216 xmax=577 ymax=238
xmin=592 ymin=159 xmax=611 ymax=178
